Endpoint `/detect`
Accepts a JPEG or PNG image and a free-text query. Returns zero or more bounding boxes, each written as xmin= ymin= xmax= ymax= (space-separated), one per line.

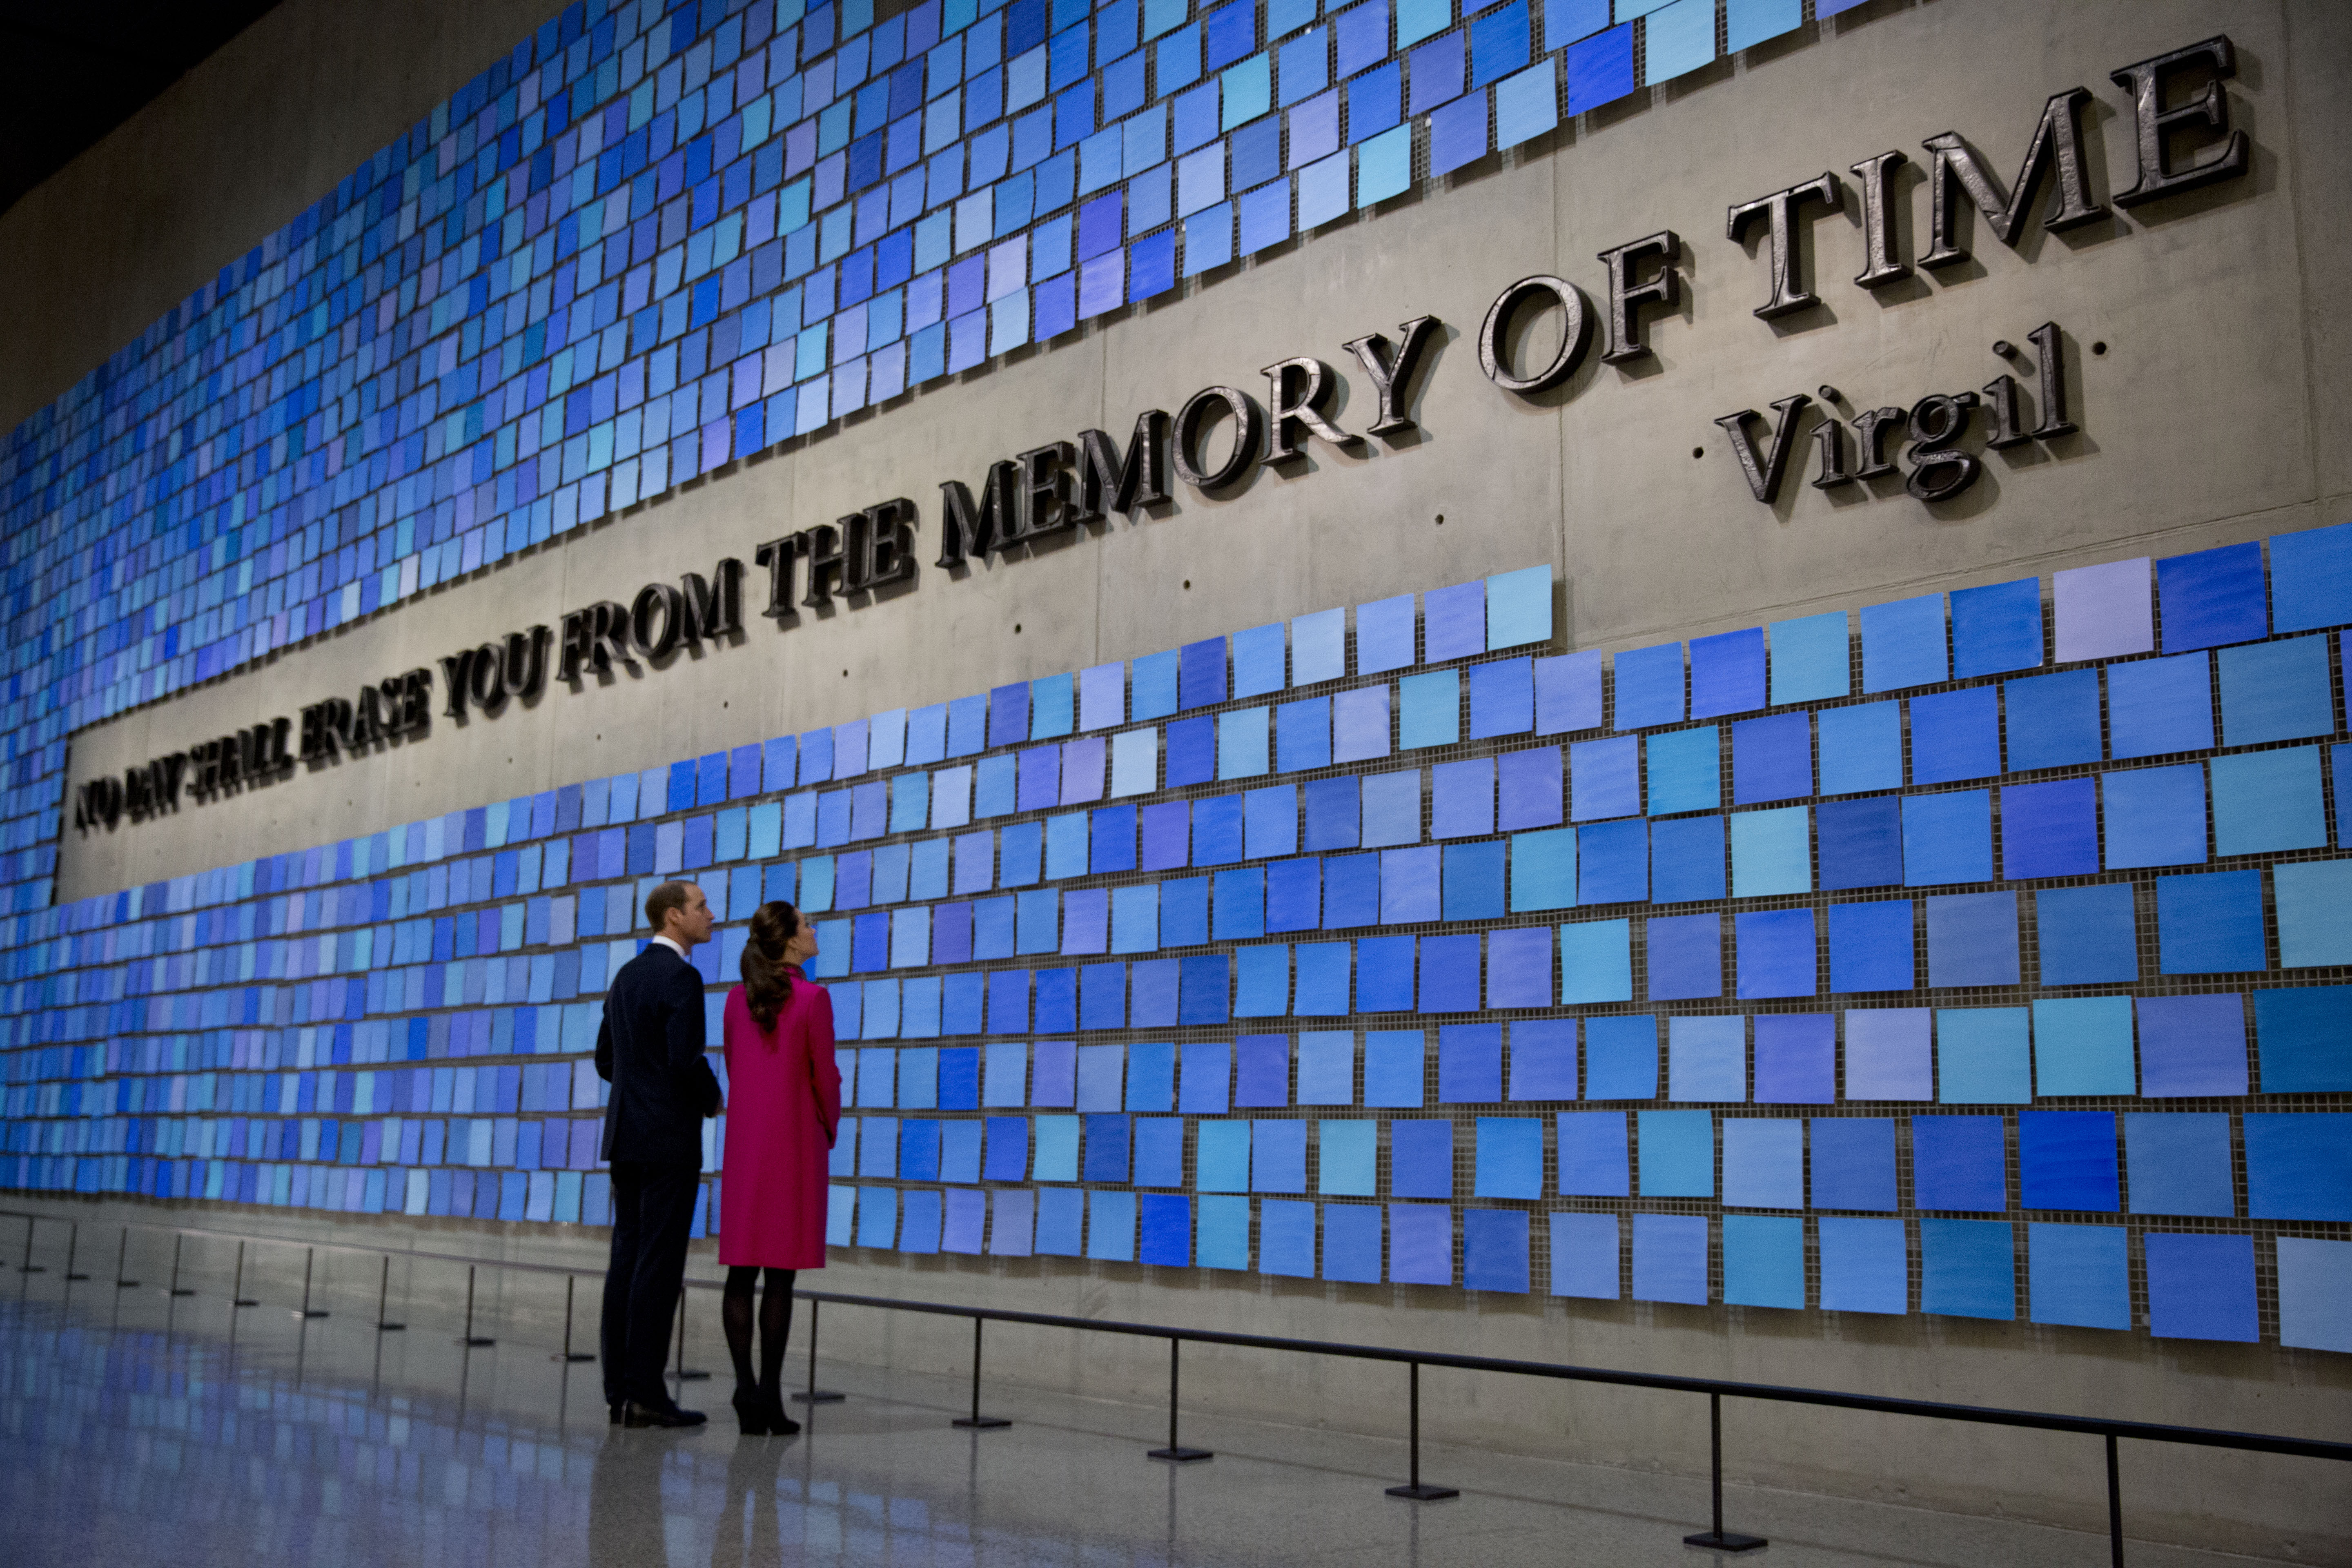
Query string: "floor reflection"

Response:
xmin=0 ymin=1258 xmax=2270 ymax=1568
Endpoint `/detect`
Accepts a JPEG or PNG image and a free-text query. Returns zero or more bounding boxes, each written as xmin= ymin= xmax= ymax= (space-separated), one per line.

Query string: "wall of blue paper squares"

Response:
xmin=5 ymin=530 xmax=2352 ymax=1353
xmin=0 ymin=0 xmax=1809 ymax=926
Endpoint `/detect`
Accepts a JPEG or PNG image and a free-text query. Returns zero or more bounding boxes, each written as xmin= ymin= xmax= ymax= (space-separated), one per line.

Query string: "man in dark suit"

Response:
xmin=596 ymin=879 xmax=722 ymax=1428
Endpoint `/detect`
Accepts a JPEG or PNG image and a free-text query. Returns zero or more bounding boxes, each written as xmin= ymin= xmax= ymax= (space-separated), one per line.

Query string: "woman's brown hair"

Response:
xmin=741 ymin=901 xmax=802 ymax=1033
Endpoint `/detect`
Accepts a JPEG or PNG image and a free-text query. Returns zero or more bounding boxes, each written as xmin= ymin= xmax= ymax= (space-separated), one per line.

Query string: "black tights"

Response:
xmin=721 ymin=1267 xmax=795 ymax=1400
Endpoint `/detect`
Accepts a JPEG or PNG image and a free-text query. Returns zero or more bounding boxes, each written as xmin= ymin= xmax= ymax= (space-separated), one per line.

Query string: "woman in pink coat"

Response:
xmin=718 ymin=901 xmax=840 ymax=1434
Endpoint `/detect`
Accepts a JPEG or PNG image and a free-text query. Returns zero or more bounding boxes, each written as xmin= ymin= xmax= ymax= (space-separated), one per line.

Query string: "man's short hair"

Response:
xmin=645 ymin=880 xmax=695 ymax=933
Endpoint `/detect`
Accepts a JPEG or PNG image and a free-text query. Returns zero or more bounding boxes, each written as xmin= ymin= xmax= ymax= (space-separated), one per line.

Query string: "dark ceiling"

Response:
xmin=0 ymin=1 xmax=285 ymax=216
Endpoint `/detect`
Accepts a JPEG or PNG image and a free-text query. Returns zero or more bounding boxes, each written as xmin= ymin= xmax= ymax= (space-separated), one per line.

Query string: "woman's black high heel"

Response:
xmin=732 ymin=1389 xmax=772 ymax=1435
xmin=764 ymin=1388 xmax=801 ymax=1435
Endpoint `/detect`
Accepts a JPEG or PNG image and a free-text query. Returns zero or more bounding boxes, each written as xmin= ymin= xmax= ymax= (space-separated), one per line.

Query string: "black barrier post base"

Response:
xmin=229 ymin=1241 xmax=257 ymax=1307
xmin=547 ymin=1275 xmax=592 ymax=1361
xmin=292 ymin=1247 xmax=329 ymax=1319
xmin=1682 ymin=1394 xmax=1767 ymax=1552
xmin=375 ymin=1256 xmax=406 ymax=1332
xmin=453 ymin=1265 xmax=492 ymax=1345
xmin=1146 ymin=1338 xmax=1213 ymax=1463
xmin=791 ymin=1296 xmax=844 ymax=1402
xmin=1384 ymin=1363 xmax=1458 ymax=1501
xmin=950 ymin=1318 xmax=1011 ymax=1430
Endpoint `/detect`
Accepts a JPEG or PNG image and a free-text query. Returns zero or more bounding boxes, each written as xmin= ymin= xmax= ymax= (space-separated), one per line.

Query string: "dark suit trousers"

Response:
xmin=602 ymin=1159 xmax=702 ymax=1405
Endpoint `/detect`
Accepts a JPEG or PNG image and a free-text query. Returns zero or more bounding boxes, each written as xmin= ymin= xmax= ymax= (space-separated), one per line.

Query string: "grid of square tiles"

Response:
xmin=0 ymin=0 xmax=1834 ymax=921
xmin=4 ymin=528 xmax=2352 ymax=1350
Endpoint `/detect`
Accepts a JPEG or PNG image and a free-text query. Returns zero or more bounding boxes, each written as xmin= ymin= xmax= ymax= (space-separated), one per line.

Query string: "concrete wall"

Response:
xmin=11 ymin=0 xmax=2352 ymax=1555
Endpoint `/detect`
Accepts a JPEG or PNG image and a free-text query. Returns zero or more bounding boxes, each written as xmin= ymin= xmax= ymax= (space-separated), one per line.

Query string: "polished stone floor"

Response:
xmin=0 ymin=1241 xmax=2290 ymax=1568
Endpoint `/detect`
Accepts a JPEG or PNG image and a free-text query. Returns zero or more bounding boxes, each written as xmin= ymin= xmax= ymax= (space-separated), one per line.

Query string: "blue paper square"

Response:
xmin=1507 ymin=1018 xmax=1578 ymax=1100
xmin=1577 ymin=819 xmax=1648 ymax=905
xmin=1571 ymin=735 xmax=1642 ymax=820
xmin=1650 ymin=815 xmax=1725 ymax=904
xmin=2254 ymin=984 xmax=2352 ymax=1091
xmin=1497 ymin=746 xmax=1564 ymax=831
xmin=1731 ymin=713 xmax=1811 ymax=804
xmin=1646 ymin=726 xmax=1720 ymax=816
xmin=1913 ymin=1116 xmax=2007 ymax=1211
xmin=1557 ymin=1110 xmax=1629 ymax=1194
xmin=1613 ymin=642 xmax=1685 ymax=730
xmin=2019 ymin=1111 xmax=2119 ymax=1211
xmin=1356 ymin=593 xmax=1417 ymax=673
xmin=1646 ymin=913 xmax=1721 ymax=1000
xmin=1722 ymin=1120 xmax=1802 ymax=1209
xmin=2031 ymin=997 xmax=2136 ymax=1097
xmin=1817 ymin=795 xmax=1902 ymax=891
xmin=1735 ymin=908 xmax=1817 ymax=999
xmin=1903 ymin=791 xmax=1993 ymax=886
xmin=2026 ymin=1222 xmax=2128 ymax=1329
xmin=2107 ymin=653 xmax=2214 ymax=759
xmin=1388 ymin=1203 xmax=1453 ymax=1284
xmin=2035 ymin=884 xmax=2138 ymax=984
xmin=1817 ymin=1216 xmax=1906 ymax=1313
xmin=2156 ymin=541 xmax=2267 ymax=653
xmin=2156 ymin=869 xmax=2265 ymax=973
xmin=1810 ymin=1118 xmax=1896 ymax=1210
xmin=2269 ymin=520 xmax=2352 ymax=634
xmin=2000 ymin=779 xmax=2098 ymax=879
xmin=1462 ymin=1209 xmax=1531 ymax=1292
xmin=1637 ymin=1109 xmax=1714 ymax=1196
xmin=2245 ymin=1113 xmax=2352 ymax=1221
xmin=1583 ymin=1013 xmax=1655 ymax=1098
xmin=2218 ymin=635 xmax=2334 ymax=746
xmin=2137 ymin=994 xmax=2249 ymax=1097
xmin=1438 ymin=1022 xmax=1504 ymax=1102
xmin=1320 ymin=1203 xmax=1383 ymax=1282
xmin=1722 ymin=1214 xmax=1804 ymax=1309
xmin=1535 ymin=650 xmax=1604 ymax=732
xmin=1910 ymin=686 xmax=2000 ymax=784
xmin=1919 ymin=1217 xmax=2016 ymax=1319
xmin=1817 ymin=701 xmax=1902 ymax=795
xmin=1925 ymin=891 xmax=2019 ymax=986
xmin=1860 ymin=593 xmax=1948 ymax=692
xmin=1690 ymin=627 xmax=1765 ymax=718
xmin=1951 ymin=576 xmax=2043 ymax=677
xmin=1937 ymin=1007 xmax=2031 ymax=1103
xmin=2144 ymin=1232 xmax=2258 ymax=1342
xmin=2211 ymin=745 xmax=2328 ymax=856
xmin=1630 ymin=1214 xmax=1708 ymax=1304
xmin=1548 ymin=1211 xmax=1621 ymax=1298
xmin=2124 ymin=1113 xmax=2234 ymax=1217
xmin=2002 ymin=669 xmax=2101 ymax=773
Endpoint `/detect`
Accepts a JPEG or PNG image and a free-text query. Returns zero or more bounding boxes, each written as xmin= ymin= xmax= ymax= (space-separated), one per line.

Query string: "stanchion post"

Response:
xmin=292 ymin=1246 xmax=328 ymax=1318
xmin=674 ymin=1288 xmax=710 ymax=1380
xmin=1385 ymin=1361 xmax=1458 ymax=1500
xmin=2107 ymin=1434 xmax=2124 ymax=1568
xmin=375 ymin=1256 xmax=405 ymax=1332
xmin=18 ymin=1212 xmax=41 ymax=1273
xmin=455 ymin=1264 xmax=494 ymax=1345
xmin=230 ymin=1240 xmax=257 ymax=1307
xmin=791 ymin=1295 xmax=844 ymax=1403
xmin=114 ymin=1227 xmax=139 ymax=1289
xmin=950 ymin=1316 xmax=1010 ymax=1430
xmin=165 ymin=1234 xmax=194 ymax=1296
xmin=63 ymin=1221 xmax=87 ymax=1281
xmin=1147 ymin=1337 xmax=1212 ymax=1462
xmin=550 ymin=1276 xmax=594 ymax=1362
xmin=1680 ymin=1392 xmax=1767 ymax=1551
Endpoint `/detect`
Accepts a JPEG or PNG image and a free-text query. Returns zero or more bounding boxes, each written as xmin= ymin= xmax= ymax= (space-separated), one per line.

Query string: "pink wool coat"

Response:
xmin=717 ymin=972 xmax=840 ymax=1270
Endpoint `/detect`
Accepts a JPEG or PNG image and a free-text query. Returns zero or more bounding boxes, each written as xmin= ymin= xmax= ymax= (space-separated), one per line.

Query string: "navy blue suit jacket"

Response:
xmin=595 ymin=942 xmax=721 ymax=1166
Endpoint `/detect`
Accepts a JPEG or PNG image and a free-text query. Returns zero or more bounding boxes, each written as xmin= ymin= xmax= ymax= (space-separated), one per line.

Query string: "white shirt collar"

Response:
xmin=652 ymin=935 xmax=689 ymax=960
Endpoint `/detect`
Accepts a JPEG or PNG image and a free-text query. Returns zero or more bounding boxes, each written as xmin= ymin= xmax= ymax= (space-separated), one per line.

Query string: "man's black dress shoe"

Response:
xmin=623 ymin=1399 xmax=707 ymax=1428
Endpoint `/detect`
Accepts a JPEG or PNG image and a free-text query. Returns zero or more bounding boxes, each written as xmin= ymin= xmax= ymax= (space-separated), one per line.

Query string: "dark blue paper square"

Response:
xmin=1165 ymin=715 xmax=1217 ymax=785
xmin=2035 ymin=884 xmax=2139 ymax=984
xmin=1645 ymin=913 xmax=1721 ymax=1000
xmin=1809 ymin=1117 xmax=1896 ymax=1208
xmin=1924 ymin=891 xmax=2019 ymax=987
xmin=1179 ymin=636 xmax=1228 ymax=708
xmin=1753 ymin=1014 xmax=1835 ymax=1103
xmin=1140 ymin=801 xmax=1192 ymax=870
xmin=1613 ymin=642 xmax=1685 ymax=730
xmin=2018 ymin=1111 xmax=2119 ymax=1211
xmin=1912 ymin=1116 xmax=2007 ymax=1211
xmin=2000 ymin=779 xmax=2097 ymax=879
xmin=1690 ymin=626 xmax=1765 ymax=718
xmin=1303 ymin=776 xmax=1361 ymax=849
xmin=2002 ymin=669 xmax=2100 ymax=773
xmin=1649 ymin=815 xmax=1725 ymax=904
xmin=1356 ymin=935 xmax=1417 ymax=1011
xmin=1817 ymin=795 xmax=1902 ymax=890
xmin=1235 ymin=1035 xmax=1291 ymax=1106
xmin=2156 ymin=869 xmax=2267 ymax=973
xmin=1731 ymin=713 xmax=1811 ymax=804
xmin=1951 ymin=576 xmax=2043 ymax=677
xmin=1910 ymin=686 xmax=2000 ymax=784
xmin=1497 ymin=746 xmax=1564 ymax=830
xmin=1577 ymin=817 xmax=1648 ymax=904
xmin=1828 ymin=900 xmax=1915 ymax=992
xmin=2157 ymin=541 xmax=2267 ymax=653
xmin=1419 ymin=933 xmax=1481 ymax=1012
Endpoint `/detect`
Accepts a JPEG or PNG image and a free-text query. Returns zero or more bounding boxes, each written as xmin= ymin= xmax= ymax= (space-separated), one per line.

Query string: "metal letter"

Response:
xmin=2110 ymin=36 xmax=2248 ymax=207
xmin=346 ymin=691 xmax=386 ymax=747
xmin=1071 ymin=412 xmax=1170 ymax=520
xmin=1002 ymin=443 xmax=1078 ymax=544
xmin=502 ymin=627 xmax=551 ymax=699
xmin=1714 ymin=395 xmax=1814 ymax=503
xmin=1904 ymin=393 xmax=1982 ymax=503
xmin=1726 ymin=173 xmax=1843 ymax=318
xmin=1477 ymin=277 xmax=1592 ymax=394
xmin=860 ymin=499 xmax=920 ymax=588
xmin=1920 ymin=88 xmax=2106 ymax=269
xmin=1980 ymin=376 xmax=2031 ymax=449
xmin=1810 ymin=419 xmax=1853 ymax=488
xmin=398 ymin=670 xmax=433 ymax=733
xmin=752 ymin=535 xmax=807 ymax=618
xmin=798 ymin=525 xmax=848 ymax=604
xmin=1595 ymin=232 xmax=1681 ymax=364
xmin=631 ymin=582 xmax=684 ymax=659
xmin=1260 ymin=359 xmax=1356 ymax=463
xmin=2027 ymin=320 xmax=2076 ymax=439
xmin=1852 ymin=406 xmax=1908 ymax=479
xmin=438 ymin=651 xmax=473 ymax=717
xmin=1849 ymin=151 xmax=1911 ymax=288
xmin=1340 ymin=317 xmax=1441 ymax=436
xmin=679 ymin=561 xmax=744 ymax=638
xmin=1171 ymin=386 xmax=1263 ymax=491
xmin=936 ymin=462 xmax=1018 ymax=566
xmin=557 ymin=609 xmax=595 ymax=681
xmin=468 ymin=644 xmax=508 ymax=710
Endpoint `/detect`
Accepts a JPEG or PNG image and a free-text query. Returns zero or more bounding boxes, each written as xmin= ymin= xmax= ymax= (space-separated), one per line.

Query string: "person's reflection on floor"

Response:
xmin=710 ymin=1436 xmax=790 ymax=1568
xmin=586 ymin=1434 xmax=673 ymax=1568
